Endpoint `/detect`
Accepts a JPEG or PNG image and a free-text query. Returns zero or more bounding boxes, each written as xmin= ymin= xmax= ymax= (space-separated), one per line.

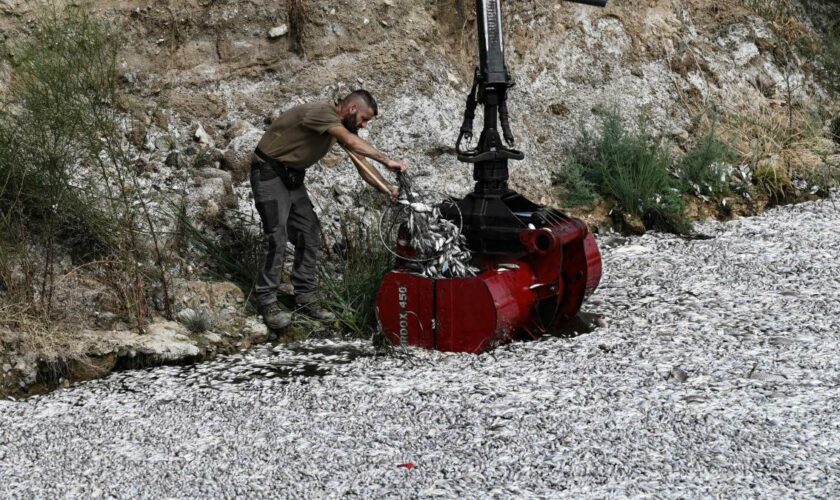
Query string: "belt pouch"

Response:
xmin=253 ymin=151 xmax=305 ymax=189
xmin=280 ymin=165 xmax=305 ymax=190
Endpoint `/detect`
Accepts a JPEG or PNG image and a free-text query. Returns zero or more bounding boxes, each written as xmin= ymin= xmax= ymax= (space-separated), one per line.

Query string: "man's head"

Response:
xmin=338 ymin=90 xmax=378 ymax=134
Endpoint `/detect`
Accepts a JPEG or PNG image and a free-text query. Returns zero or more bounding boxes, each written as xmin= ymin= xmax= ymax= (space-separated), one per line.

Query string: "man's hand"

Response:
xmin=385 ymin=159 xmax=408 ymax=173
xmin=389 ymin=185 xmax=400 ymax=203
xmin=330 ymin=125 xmax=409 ymax=173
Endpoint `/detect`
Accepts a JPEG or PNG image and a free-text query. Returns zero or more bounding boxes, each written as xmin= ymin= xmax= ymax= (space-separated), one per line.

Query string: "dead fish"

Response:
xmin=410 ymin=202 xmax=432 ymax=213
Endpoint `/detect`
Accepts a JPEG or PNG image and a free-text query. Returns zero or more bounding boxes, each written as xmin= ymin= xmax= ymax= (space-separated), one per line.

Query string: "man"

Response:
xmin=250 ymin=90 xmax=408 ymax=330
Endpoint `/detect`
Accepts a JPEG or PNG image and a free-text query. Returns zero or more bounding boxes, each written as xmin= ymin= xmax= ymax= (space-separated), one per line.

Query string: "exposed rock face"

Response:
xmin=118 ymin=321 xmax=201 ymax=360
xmin=172 ymin=280 xmax=245 ymax=320
xmin=221 ymin=124 xmax=263 ymax=183
xmin=184 ymin=168 xmax=237 ymax=221
xmin=2 ymin=1 xmax=832 ymax=218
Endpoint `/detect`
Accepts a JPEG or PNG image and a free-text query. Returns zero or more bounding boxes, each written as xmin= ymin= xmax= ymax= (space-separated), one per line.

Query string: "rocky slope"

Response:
xmin=4 ymin=0 xmax=836 ymax=220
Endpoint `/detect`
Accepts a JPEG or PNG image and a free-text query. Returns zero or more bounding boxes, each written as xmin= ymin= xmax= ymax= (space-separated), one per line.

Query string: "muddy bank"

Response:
xmin=0 ymin=315 xmax=279 ymax=400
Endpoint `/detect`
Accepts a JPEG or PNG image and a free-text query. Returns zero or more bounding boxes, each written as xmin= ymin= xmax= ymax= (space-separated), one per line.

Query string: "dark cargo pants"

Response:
xmin=250 ymin=162 xmax=321 ymax=307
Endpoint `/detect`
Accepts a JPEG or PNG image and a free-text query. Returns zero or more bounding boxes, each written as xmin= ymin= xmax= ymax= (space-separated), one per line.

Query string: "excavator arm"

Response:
xmin=457 ymin=0 xmax=609 ymax=192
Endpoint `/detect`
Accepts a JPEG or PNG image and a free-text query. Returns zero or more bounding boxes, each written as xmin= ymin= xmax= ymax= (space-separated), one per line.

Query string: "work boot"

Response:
xmin=259 ymin=302 xmax=292 ymax=330
xmin=296 ymin=301 xmax=336 ymax=321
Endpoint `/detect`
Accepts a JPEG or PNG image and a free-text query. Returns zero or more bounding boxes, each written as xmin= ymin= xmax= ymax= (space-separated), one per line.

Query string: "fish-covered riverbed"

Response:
xmin=1 ymin=194 xmax=839 ymax=498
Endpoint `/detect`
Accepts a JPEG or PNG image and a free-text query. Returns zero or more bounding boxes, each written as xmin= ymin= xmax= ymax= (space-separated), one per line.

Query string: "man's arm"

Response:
xmin=328 ymin=126 xmax=407 ymax=173
xmin=342 ymin=145 xmax=398 ymax=201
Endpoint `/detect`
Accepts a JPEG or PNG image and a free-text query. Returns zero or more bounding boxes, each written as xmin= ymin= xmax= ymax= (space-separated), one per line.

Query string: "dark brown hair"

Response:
xmin=344 ymin=90 xmax=378 ymax=116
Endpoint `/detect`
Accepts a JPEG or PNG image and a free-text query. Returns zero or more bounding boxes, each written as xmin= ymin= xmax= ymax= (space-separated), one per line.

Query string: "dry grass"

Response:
xmin=11 ymin=323 xmax=82 ymax=362
xmin=715 ymin=99 xmax=835 ymax=198
xmin=0 ymin=308 xmax=105 ymax=380
xmin=684 ymin=1 xmax=840 ymax=198
xmin=742 ymin=0 xmax=810 ymax=40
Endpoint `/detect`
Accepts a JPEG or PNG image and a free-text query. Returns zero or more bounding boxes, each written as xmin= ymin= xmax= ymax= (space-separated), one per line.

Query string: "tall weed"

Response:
xmin=560 ymin=113 xmax=691 ymax=234
xmin=176 ymin=204 xmax=393 ymax=338
xmin=679 ymin=130 xmax=736 ymax=196
xmin=174 ymin=206 xmax=264 ymax=295
xmin=0 ymin=6 xmax=172 ymax=329
xmin=319 ymin=216 xmax=392 ymax=338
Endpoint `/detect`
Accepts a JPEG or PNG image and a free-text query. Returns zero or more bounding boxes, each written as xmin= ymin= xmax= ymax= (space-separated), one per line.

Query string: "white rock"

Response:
xmin=733 ymin=42 xmax=760 ymax=67
xmin=226 ymin=119 xmax=257 ymax=141
xmin=203 ymin=332 xmax=222 ymax=343
xmin=187 ymin=177 xmax=226 ymax=220
xmin=447 ymin=72 xmax=460 ymax=87
xmin=194 ymin=123 xmax=214 ymax=147
xmin=268 ymin=24 xmax=288 ymax=38
xmin=227 ymin=127 xmax=262 ymax=153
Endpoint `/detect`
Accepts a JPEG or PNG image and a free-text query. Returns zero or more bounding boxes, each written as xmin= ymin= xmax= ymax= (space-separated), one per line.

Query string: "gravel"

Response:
xmin=1 ymin=194 xmax=839 ymax=498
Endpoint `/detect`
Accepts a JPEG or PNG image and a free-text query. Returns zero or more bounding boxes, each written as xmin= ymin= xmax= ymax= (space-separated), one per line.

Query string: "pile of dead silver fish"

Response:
xmin=393 ymin=199 xmax=479 ymax=279
xmin=1 ymin=191 xmax=838 ymax=498
xmin=387 ymin=173 xmax=478 ymax=279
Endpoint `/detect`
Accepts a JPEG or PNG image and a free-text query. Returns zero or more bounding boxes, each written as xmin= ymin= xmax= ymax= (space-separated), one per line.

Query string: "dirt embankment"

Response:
xmin=4 ymin=1 xmax=835 ymax=217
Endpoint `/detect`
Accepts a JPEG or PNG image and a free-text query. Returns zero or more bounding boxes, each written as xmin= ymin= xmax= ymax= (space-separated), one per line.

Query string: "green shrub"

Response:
xmin=0 ymin=12 xmax=117 ymax=259
xmin=0 ymin=6 xmax=125 ymax=317
xmin=679 ymin=130 xmax=736 ymax=196
xmin=319 ymin=216 xmax=393 ymax=338
xmin=560 ymin=113 xmax=692 ymax=234
xmin=0 ymin=5 xmax=173 ymax=327
xmin=557 ymin=160 xmax=597 ymax=207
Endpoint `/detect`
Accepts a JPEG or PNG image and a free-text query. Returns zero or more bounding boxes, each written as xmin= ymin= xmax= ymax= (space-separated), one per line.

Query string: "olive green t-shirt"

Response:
xmin=256 ymin=100 xmax=343 ymax=170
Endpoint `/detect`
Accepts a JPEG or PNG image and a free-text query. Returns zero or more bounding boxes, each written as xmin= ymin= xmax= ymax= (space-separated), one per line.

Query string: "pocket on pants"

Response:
xmin=255 ymin=200 xmax=279 ymax=234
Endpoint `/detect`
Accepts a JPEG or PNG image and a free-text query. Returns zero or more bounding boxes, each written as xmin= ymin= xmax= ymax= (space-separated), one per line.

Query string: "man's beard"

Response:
xmin=342 ymin=112 xmax=359 ymax=134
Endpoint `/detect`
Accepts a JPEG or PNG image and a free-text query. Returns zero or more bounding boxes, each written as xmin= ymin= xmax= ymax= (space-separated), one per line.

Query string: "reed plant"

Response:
xmin=318 ymin=215 xmax=393 ymax=338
